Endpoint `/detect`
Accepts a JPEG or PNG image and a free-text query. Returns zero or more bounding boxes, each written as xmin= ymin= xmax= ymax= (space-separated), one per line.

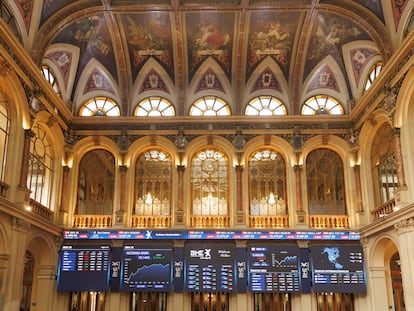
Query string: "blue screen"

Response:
xmin=184 ymin=242 xmax=236 ymax=292
xmin=248 ymin=244 xmax=301 ymax=293
xmin=57 ymin=245 xmax=110 ymax=291
xmin=119 ymin=246 xmax=173 ymax=292
xmin=311 ymin=244 xmax=366 ymax=293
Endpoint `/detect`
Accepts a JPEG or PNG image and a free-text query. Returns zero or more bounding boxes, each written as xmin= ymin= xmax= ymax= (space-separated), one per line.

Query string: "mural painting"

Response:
xmin=52 ymin=14 xmax=117 ymax=98
xmin=304 ymin=13 xmax=371 ymax=80
xmin=186 ymin=12 xmax=234 ymax=82
xmin=355 ymin=0 xmax=384 ymax=22
xmin=392 ymin=0 xmax=409 ymax=30
xmin=14 ymin=0 xmax=33 ymax=31
xmin=247 ymin=11 xmax=301 ymax=81
xmin=120 ymin=12 xmax=174 ymax=82
xmin=41 ymin=0 xmax=73 ymax=25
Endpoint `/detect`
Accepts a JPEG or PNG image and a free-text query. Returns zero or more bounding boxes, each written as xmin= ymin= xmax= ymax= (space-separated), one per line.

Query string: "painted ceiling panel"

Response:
xmin=5 ymin=0 xmax=412 ymax=117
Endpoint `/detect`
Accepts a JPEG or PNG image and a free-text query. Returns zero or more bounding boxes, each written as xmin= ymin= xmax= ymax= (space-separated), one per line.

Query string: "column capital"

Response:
xmin=177 ymin=164 xmax=186 ymax=171
xmin=294 ymin=164 xmax=303 ymax=171
xmin=118 ymin=165 xmax=128 ymax=172
xmin=235 ymin=164 xmax=244 ymax=172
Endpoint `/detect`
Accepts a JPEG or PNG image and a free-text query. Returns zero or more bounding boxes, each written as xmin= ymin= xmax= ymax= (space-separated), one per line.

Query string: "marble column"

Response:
xmin=0 ymin=254 xmax=10 ymax=311
xmin=19 ymin=129 xmax=34 ymax=188
xmin=294 ymin=165 xmax=303 ymax=212
xmin=32 ymin=265 xmax=57 ymax=311
xmin=368 ymin=267 xmax=390 ymax=311
xmin=394 ymin=218 xmax=414 ymax=310
xmin=392 ymin=128 xmax=406 ymax=187
xmin=353 ymin=165 xmax=363 ymax=212
xmin=3 ymin=217 xmax=30 ymax=311
xmin=176 ymin=165 xmax=185 ymax=224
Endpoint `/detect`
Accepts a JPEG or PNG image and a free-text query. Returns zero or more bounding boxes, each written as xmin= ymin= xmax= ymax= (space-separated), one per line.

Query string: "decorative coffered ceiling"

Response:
xmin=3 ymin=0 xmax=414 ymax=118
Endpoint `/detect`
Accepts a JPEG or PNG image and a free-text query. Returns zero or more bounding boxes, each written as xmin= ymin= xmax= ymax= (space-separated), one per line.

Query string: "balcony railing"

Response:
xmin=131 ymin=215 xmax=171 ymax=228
xmin=308 ymin=214 xmax=349 ymax=228
xmin=371 ymin=198 xmax=396 ymax=221
xmin=73 ymin=215 xmax=112 ymax=228
xmin=248 ymin=215 xmax=289 ymax=228
xmin=29 ymin=199 xmax=53 ymax=220
xmin=190 ymin=215 xmax=230 ymax=228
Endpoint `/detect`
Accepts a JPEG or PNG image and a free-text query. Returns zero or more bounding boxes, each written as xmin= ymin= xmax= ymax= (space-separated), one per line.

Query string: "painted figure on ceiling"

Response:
xmin=194 ymin=22 xmax=230 ymax=51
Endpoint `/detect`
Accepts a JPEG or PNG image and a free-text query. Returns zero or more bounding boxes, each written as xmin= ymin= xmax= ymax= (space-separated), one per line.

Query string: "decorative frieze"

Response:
xmin=10 ymin=217 xmax=30 ymax=232
xmin=394 ymin=218 xmax=414 ymax=234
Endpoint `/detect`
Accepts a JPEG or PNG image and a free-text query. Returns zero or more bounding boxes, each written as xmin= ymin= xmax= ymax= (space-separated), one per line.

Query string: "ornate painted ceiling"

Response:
xmin=3 ymin=0 xmax=414 ymax=117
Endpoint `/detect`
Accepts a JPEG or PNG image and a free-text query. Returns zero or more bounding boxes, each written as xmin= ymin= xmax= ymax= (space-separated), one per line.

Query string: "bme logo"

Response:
xmin=190 ymin=248 xmax=212 ymax=260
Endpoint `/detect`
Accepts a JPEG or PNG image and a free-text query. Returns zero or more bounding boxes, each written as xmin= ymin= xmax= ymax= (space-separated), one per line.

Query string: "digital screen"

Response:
xmin=185 ymin=242 xmax=235 ymax=292
xmin=63 ymin=229 xmax=360 ymax=241
xmin=311 ymin=244 xmax=366 ymax=293
xmin=57 ymin=245 xmax=110 ymax=291
xmin=120 ymin=246 xmax=172 ymax=291
xmin=248 ymin=244 xmax=301 ymax=293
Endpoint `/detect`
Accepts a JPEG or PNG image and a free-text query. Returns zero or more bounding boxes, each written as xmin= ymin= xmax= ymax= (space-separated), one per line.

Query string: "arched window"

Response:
xmin=301 ymin=95 xmax=344 ymax=115
xmin=306 ymin=149 xmax=346 ymax=215
xmin=364 ymin=62 xmax=383 ymax=91
xmin=76 ymin=150 xmax=115 ymax=216
xmin=0 ymin=91 xmax=10 ymax=182
xmin=79 ymin=97 xmax=120 ymax=116
xmin=370 ymin=124 xmax=397 ymax=207
xmin=245 ymin=96 xmax=287 ymax=116
xmin=41 ymin=65 xmax=60 ymax=96
xmin=134 ymin=149 xmax=172 ymax=218
xmin=134 ymin=97 xmax=175 ymax=117
xmin=27 ymin=124 xmax=53 ymax=208
xmin=189 ymin=96 xmax=231 ymax=116
xmin=248 ymin=149 xmax=287 ymax=217
xmin=191 ymin=149 xmax=228 ymax=217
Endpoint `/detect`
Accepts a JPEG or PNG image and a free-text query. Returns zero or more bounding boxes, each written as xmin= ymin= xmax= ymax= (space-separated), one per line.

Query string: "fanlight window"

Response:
xmin=27 ymin=124 xmax=53 ymax=208
xmin=248 ymin=149 xmax=287 ymax=215
xmin=191 ymin=149 xmax=228 ymax=215
xmin=189 ymin=96 xmax=230 ymax=116
xmin=245 ymin=96 xmax=287 ymax=116
xmin=79 ymin=97 xmax=120 ymax=116
xmin=41 ymin=65 xmax=60 ymax=95
xmin=306 ymin=149 xmax=346 ymax=215
xmin=0 ymin=94 xmax=10 ymax=181
xmin=135 ymin=150 xmax=172 ymax=216
xmin=134 ymin=97 xmax=175 ymax=117
xmin=301 ymin=95 xmax=344 ymax=115
xmin=364 ymin=62 xmax=383 ymax=91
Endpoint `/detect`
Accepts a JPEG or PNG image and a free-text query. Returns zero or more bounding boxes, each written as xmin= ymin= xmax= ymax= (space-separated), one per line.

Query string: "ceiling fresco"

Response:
xmin=121 ymin=12 xmax=174 ymax=81
xmin=5 ymin=0 xmax=414 ymax=116
xmin=247 ymin=11 xmax=301 ymax=81
xmin=186 ymin=12 xmax=234 ymax=82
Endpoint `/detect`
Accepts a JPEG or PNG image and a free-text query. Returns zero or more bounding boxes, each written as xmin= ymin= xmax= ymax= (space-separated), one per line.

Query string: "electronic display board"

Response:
xmin=184 ymin=242 xmax=235 ymax=292
xmin=63 ymin=229 xmax=360 ymax=241
xmin=248 ymin=244 xmax=301 ymax=293
xmin=120 ymin=246 xmax=173 ymax=291
xmin=311 ymin=244 xmax=366 ymax=293
xmin=57 ymin=245 xmax=110 ymax=292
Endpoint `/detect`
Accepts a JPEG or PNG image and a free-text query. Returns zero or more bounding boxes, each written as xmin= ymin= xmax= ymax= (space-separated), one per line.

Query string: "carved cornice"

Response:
xmin=10 ymin=217 xmax=30 ymax=232
xmin=394 ymin=217 xmax=414 ymax=234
